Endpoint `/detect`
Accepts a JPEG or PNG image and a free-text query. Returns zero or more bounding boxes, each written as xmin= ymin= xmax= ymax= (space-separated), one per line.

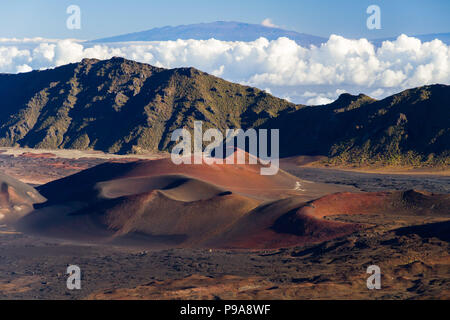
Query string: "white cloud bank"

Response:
xmin=0 ymin=35 xmax=448 ymax=104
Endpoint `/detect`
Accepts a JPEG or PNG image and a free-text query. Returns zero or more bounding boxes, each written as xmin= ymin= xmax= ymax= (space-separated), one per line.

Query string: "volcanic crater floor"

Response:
xmin=0 ymin=217 xmax=448 ymax=300
xmin=0 ymin=150 xmax=449 ymax=300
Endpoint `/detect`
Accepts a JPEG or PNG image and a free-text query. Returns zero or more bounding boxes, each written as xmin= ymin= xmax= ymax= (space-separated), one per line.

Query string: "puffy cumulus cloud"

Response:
xmin=0 ymin=46 xmax=31 ymax=72
xmin=16 ymin=64 xmax=32 ymax=73
xmin=261 ymin=18 xmax=279 ymax=28
xmin=0 ymin=37 xmax=74 ymax=43
xmin=306 ymin=96 xmax=334 ymax=105
xmin=300 ymin=89 xmax=346 ymax=105
xmin=0 ymin=34 xmax=449 ymax=103
xmin=370 ymin=88 xmax=385 ymax=98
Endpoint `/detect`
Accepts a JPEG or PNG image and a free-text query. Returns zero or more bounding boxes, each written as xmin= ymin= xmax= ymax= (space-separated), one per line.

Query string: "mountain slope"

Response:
xmin=0 ymin=57 xmax=298 ymax=154
xmin=0 ymin=57 xmax=448 ymax=166
xmin=263 ymin=84 xmax=450 ymax=166
xmin=93 ymin=21 xmax=327 ymax=47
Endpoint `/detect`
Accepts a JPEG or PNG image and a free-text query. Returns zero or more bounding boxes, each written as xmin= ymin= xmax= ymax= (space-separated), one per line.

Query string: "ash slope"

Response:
xmin=0 ymin=172 xmax=45 ymax=224
xmin=18 ymin=155 xmax=352 ymax=248
xmin=17 ymin=156 xmax=449 ymax=249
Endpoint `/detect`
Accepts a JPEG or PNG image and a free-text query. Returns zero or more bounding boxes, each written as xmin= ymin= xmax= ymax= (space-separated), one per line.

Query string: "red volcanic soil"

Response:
xmin=15 ymin=152 xmax=450 ymax=249
xmin=35 ymin=153 xmax=355 ymax=205
xmin=217 ymin=190 xmax=450 ymax=249
xmin=47 ymin=161 xmax=86 ymax=170
xmin=34 ymin=158 xmax=290 ymax=204
xmin=20 ymin=152 xmax=56 ymax=159
xmin=20 ymin=175 xmax=259 ymax=245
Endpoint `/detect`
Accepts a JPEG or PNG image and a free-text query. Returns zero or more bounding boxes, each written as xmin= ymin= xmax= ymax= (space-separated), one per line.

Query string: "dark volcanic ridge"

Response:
xmin=0 ymin=57 xmax=298 ymax=155
xmin=264 ymin=85 xmax=450 ymax=166
xmin=0 ymin=57 xmax=448 ymax=167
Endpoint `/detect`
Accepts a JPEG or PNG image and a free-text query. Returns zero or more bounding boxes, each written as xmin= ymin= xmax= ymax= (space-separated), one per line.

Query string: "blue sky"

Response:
xmin=0 ymin=0 xmax=449 ymax=40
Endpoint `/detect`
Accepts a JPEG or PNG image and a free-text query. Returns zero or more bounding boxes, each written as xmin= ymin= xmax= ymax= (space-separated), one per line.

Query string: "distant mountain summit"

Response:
xmin=92 ymin=21 xmax=450 ymax=46
xmin=93 ymin=21 xmax=327 ymax=47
